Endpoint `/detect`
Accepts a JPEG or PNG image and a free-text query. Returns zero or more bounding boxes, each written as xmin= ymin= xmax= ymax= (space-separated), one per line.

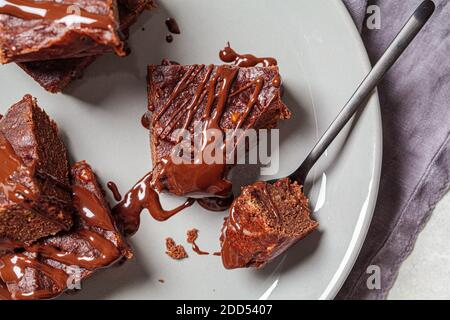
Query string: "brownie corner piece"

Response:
xmin=0 ymin=160 xmax=132 ymax=300
xmin=0 ymin=0 xmax=125 ymax=64
xmin=0 ymin=94 xmax=72 ymax=245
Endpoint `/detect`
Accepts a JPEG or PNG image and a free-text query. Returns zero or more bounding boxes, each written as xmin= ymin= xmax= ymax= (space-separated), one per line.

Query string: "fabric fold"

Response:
xmin=339 ymin=0 xmax=450 ymax=299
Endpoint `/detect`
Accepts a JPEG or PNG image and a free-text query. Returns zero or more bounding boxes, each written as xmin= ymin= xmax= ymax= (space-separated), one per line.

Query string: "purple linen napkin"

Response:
xmin=337 ymin=0 xmax=450 ymax=299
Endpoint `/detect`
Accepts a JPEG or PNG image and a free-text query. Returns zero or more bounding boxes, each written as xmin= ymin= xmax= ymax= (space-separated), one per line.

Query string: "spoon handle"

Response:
xmin=290 ymin=0 xmax=435 ymax=184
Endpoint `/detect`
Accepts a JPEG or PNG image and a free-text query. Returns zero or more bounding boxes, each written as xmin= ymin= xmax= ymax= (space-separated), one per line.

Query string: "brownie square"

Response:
xmin=0 ymin=95 xmax=73 ymax=245
xmin=220 ymin=178 xmax=317 ymax=269
xmin=0 ymin=0 xmax=126 ymax=63
xmin=146 ymin=63 xmax=291 ymax=197
xmin=17 ymin=0 xmax=154 ymax=93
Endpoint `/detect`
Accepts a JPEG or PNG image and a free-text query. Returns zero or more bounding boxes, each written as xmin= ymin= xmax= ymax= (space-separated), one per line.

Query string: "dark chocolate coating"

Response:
xmin=220 ymin=178 xmax=318 ymax=269
xmin=17 ymin=0 xmax=154 ymax=93
xmin=0 ymin=0 xmax=125 ymax=63
xmin=0 ymin=95 xmax=72 ymax=246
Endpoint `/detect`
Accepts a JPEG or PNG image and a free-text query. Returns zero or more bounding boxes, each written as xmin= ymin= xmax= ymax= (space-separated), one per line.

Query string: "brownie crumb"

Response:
xmin=158 ymin=279 xmax=165 ymax=283
xmin=165 ymin=237 xmax=188 ymax=260
xmin=186 ymin=229 xmax=209 ymax=255
xmin=186 ymin=229 xmax=199 ymax=244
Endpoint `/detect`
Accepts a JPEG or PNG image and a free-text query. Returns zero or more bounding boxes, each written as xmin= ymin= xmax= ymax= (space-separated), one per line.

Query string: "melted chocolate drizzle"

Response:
xmin=0 ymin=239 xmax=26 ymax=251
xmin=107 ymin=181 xmax=122 ymax=202
xmin=0 ymin=281 xmax=11 ymax=300
xmin=118 ymin=55 xmax=279 ymax=231
xmin=0 ymin=171 xmax=126 ymax=300
xmin=197 ymin=195 xmax=234 ymax=212
xmin=0 ymin=0 xmax=114 ymax=30
xmin=141 ymin=112 xmax=151 ymax=129
xmin=151 ymin=64 xmax=266 ymax=199
xmin=0 ymin=253 xmax=69 ymax=299
xmin=112 ymin=172 xmax=195 ymax=236
xmin=219 ymin=43 xmax=278 ymax=67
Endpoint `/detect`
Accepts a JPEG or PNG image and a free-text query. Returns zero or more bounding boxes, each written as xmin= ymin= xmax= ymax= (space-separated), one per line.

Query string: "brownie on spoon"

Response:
xmin=146 ymin=63 xmax=291 ymax=199
xmin=220 ymin=178 xmax=317 ymax=269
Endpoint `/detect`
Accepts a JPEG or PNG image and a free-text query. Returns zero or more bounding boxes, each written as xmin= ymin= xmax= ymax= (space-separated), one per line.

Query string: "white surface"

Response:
xmin=389 ymin=192 xmax=450 ymax=300
xmin=0 ymin=0 xmax=382 ymax=299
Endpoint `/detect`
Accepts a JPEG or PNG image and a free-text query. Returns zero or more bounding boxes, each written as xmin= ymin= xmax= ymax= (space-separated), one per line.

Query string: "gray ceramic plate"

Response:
xmin=0 ymin=0 xmax=382 ymax=299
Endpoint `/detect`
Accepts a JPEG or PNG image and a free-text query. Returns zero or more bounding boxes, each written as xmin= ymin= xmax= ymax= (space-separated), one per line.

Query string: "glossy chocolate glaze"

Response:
xmin=0 ymin=162 xmax=129 ymax=299
xmin=219 ymin=43 xmax=277 ymax=67
xmin=197 ymin=195 xmax=234 ymax=212
xmin=112 ymin=172 xmax=194 ymax=236
xmin=0 ymin=132 xmax=36 ymax=207
xmin=141 ymin=112 xmax=151 ymax=129
xmin=151 ymin=64 xmax=266 ymax=198
xmin=0 ymin=0 xmax=114 ymax=30
xmin=107 ymin=181 xmax=122 ymax=202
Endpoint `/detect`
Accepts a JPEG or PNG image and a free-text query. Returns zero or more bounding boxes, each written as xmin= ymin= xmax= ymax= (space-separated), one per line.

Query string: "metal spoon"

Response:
xmin=268 ymin=0 xmax=435 ymax=186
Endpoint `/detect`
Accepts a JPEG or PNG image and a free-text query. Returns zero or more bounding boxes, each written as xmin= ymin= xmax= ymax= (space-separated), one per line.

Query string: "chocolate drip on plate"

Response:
xmin=186 ymin=229 xmax=209 ymax=255
xmin=112 ymin=172 xmax=194 ymax=236
xmin=165 ymin=17 xmax=180 ymax=34
xmin=197 ymin=195 xmax=234 ymax=212
xmin=107 ymin=181 xmax=122 ymax=202
xmin=0 ymin=131 xmax=36 ymax=205
xmin=151 ymin=64 xmax=266 ymax=199
xmin=219 ymin=43 xmax=277 ymax=67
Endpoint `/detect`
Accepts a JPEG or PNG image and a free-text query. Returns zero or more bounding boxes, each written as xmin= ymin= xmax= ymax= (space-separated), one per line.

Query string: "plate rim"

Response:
xmin=317 ymin=0 xmax=383 ymax=300
xmin=0 ymin=0 xmax=383 ymax=300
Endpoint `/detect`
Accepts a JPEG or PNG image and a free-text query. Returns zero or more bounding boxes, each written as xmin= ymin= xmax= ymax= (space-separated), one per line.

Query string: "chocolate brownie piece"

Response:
xmin=0 ymin=279 xmax=11 ymax=300
xmin=220 ymin=178 xmax=318 ymax=269
xmin=0 ymin=161 xmax=132 ymax=300
xmin=0 ymin=95 xmax=72 ymax=246
xmin=0 ymin=0 xmax=125 ymax=64
xmin=17 ymin=0 xmax=154 ymax=93
xmin=18 ymin=56 xmax=99 ymax=94
xmin=147 ymin=64 xmax=291 ymax=198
